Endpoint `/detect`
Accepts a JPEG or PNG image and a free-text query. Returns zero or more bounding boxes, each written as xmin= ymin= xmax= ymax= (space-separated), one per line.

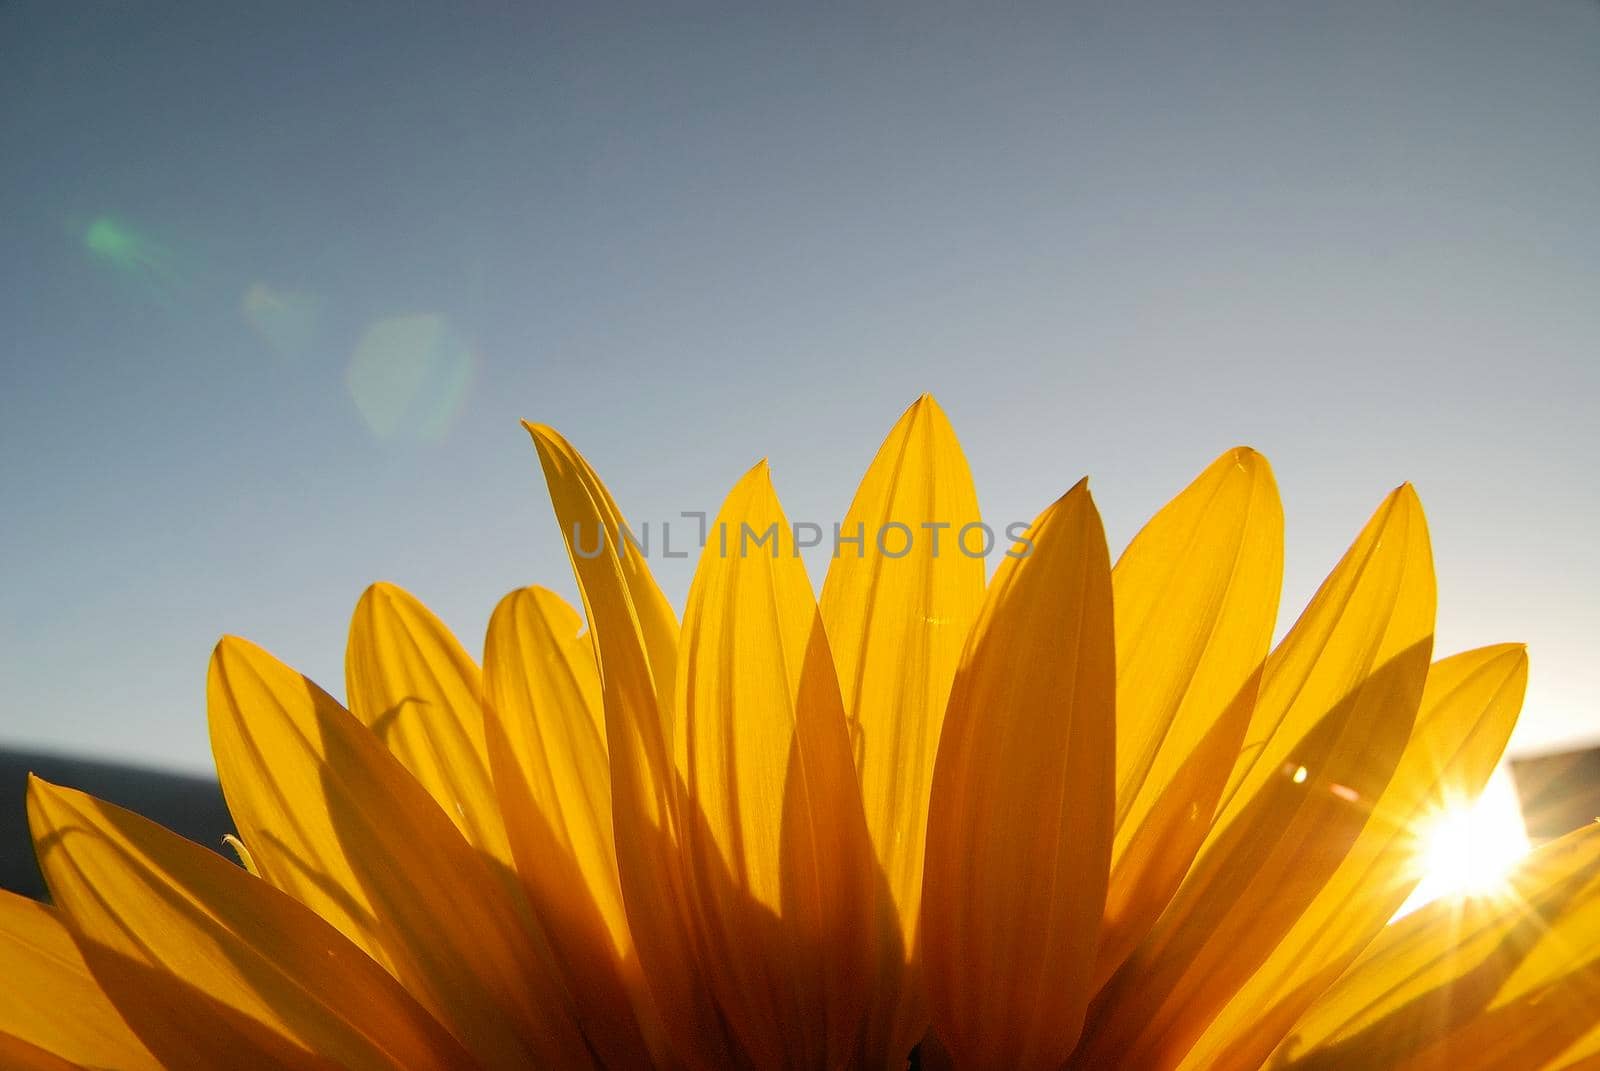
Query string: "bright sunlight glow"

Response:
xmin=1395 ymin=768 xmax=1532 ymax=920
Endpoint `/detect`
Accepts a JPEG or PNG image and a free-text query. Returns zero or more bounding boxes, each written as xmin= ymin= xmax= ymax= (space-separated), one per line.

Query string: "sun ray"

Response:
xmin=1396 ymin=767 xmax=1533 ymax=919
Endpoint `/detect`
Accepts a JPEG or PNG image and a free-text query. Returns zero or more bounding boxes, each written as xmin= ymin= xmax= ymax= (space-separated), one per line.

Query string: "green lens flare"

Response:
xmin=80 ymin=215 xmax=180 ymax=300
xmin=83 ymin=217 xmax=141 ymax=262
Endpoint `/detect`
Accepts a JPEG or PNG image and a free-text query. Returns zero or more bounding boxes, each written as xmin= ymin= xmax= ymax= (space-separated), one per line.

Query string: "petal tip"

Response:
xmin=1045 ymin=476 xmax=1099 ymax=525
xmin=905 ymin=391 xmax=955 ymax=430
xmin=1226 ymin=445 xmax=1266 ymax=469
xmin=740 ymin=457 xmax=774 ymax=485
xmin=522 ymin=421 xmax=566 ymax=455
xmin=23 ymin=774 xmax=69 ymax=824
xmin=356 ymin=580 xmax=410 ymax=611
xmin=214 ymin=634 xmax=253 ymax=661
xmin=211 ymin=635 xmax=278 ymax=681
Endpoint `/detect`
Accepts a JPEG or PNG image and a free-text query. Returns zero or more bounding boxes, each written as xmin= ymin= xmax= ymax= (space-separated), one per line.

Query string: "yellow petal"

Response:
xmin=677 ymin=460 xmax=880 ymax=1068
xmin=921 ymin=480 xmax=1117 ymax=1070
xmin=527 ymin=422 xmax=734 ymax=1067
xmin=0 ymin=889 xmax=159 ymax=1070
xmin=1554 ymin=1052 xmax=1600 ymax=1071
xmin=817 ymin=394 xmax=985 ymax=1063
xmin=0 ymin=1034 xmax=83 ymax=1071
xmin=1540 ymin=1010 xmax=1600 ymax=1070
xmin=1074 ymin=484 xmax=1436 ymax=1069
xmin=1094 ymin=446 xmax=1283 ymax=986
xmin=26 ymin=778 xmax=473 ymax=1071
xmin=1181 ymin=643 xmax=1529 ymax=1070
xmin=206 ymin=636 xmax=592 ymax=1069
xmin=1276 ymin=822 xmax=1600 ymax=1070
xmin=483 ymin=585 xmax=666 ymax=1066
xmin=341 ymin=585 xmax=633 ymax=1054
xmin=526 ymin=423 xmax=679 ymax=724
xmin=345 ymin=582 xmax=514 ymax=870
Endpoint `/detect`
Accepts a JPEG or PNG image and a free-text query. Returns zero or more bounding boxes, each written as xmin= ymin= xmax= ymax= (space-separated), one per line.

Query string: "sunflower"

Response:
xmin=3 ymin=396 xmax=1596 ymax=1071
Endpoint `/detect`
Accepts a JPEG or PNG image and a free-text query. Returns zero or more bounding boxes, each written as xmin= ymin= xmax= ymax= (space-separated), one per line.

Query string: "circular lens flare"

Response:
xmin=346 ymin=313 xmax=475 ymax=442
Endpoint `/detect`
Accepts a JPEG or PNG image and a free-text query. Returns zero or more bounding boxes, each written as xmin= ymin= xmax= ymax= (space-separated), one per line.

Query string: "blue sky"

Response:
xmin=2 ymin=2 xmax=1597 ymax=775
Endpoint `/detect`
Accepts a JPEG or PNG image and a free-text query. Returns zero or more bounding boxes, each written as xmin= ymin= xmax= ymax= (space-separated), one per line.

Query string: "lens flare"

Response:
xmin=78 ymin=215 xmax=181 ymax=300
xmin=84 ymin=217 xmax=143 ymax=262
xmin=346 ymin=313 xmax=475 ymax=442
xmin=1397 ymin=767 xmax=1532 ymax=917
xmin=242 ymin=283 xmax=322 ymax=361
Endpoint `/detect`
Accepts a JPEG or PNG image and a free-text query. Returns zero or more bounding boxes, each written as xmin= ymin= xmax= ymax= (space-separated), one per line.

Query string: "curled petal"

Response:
xmin=527 ymin=423 xmax=734 ymax=1067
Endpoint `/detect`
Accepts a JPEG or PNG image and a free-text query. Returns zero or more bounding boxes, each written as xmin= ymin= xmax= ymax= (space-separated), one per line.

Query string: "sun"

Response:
xmin=1397 ymin=767 xmax=1532 ymax=917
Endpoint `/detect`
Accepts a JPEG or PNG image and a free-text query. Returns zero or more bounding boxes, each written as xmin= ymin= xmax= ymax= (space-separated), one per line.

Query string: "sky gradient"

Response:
xmin=3 ymin=2 xmax=1598 ymax=775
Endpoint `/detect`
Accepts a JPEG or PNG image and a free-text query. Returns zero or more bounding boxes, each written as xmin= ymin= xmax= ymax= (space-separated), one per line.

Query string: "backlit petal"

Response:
xmin=345 ymin=582 xmax=514 ymax=870
xmin=1277 ymin=822 xmax=1600 ymax=1070
xmin=206 ymin=636 xmax=591 ymax=1070
xmin=483 ymin=585 xmax=666 ymax=1066
xmin=677 ymin=461 xmax=879 ymax=1068
xmin=27 ymin=778 xmax=473 ymax=1071
xmin=1094 ymin=446 xmax=1283 ymax=986
xmin=1182 ymin=643 xmax=1529 ymax=1070
xmin=921 ymin=480 xmax=1116 ymax=1070
xmin=817 ymin=394 xmax=985 ymax=1064
xmin=0 ymin=1034 xmax=82 ymax=1071
xmin=0 ymin=889 xmax=159 ymax=1070
xmin=1074 ymin=485 xmax=1436 ymax=1069
xmin=527 ymin=422 xmax=734 ymax=1068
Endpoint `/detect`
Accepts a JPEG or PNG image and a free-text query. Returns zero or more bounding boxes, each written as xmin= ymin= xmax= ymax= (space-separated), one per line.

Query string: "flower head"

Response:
xmin=5 ymin=397 xmax=1596 ymax=1070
